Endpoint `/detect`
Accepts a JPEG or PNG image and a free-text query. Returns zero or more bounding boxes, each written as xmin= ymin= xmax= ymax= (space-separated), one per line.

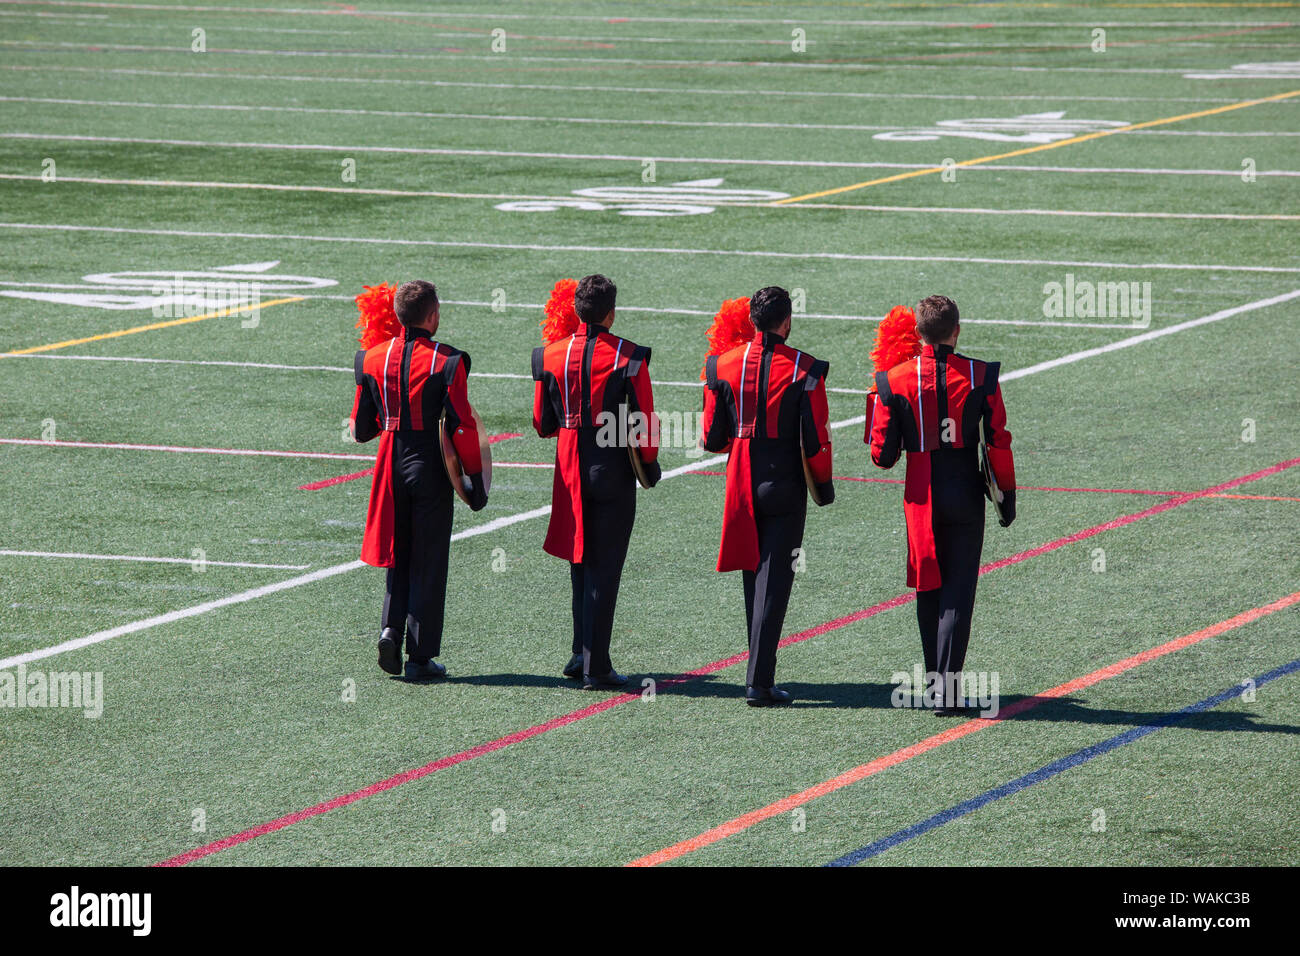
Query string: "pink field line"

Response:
xmin=297 ymin=468 xmax=374 ymax=491
xmin=152 ymin=456 xmax=1299 ymax=866
xmin=0 ymin=437 xmax=371 ymax=461
xmin=296 ymin=435 xmax=527 ymax=490
xmin=687 ymin=469 xmax=1300 ymax=501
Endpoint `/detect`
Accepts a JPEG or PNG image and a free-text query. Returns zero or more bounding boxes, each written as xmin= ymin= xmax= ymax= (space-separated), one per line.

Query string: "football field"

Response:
xmin=0 ymin=0 xmax=1298 ymax=868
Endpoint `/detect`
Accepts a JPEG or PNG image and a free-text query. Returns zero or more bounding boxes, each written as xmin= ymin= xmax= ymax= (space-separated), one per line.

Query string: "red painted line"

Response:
xmin=488 ymin=432 xmax=523 ymax=444
xmin=297 ymin=468 xmax=373 ymax=491
xmin=154 ymin=458 xmax=1298 ymax=866
xmin=628 ymin=588 xmax=1300 ymax=867
xmin=691 ymin=470 xmax=1298 ymax=501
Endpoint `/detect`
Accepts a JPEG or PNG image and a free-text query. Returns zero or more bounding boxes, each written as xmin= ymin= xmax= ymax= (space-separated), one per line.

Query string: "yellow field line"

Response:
xmin=773 ymin=88 xmax=1300 ymax=205
xmin=2 ymin=296 xmax=306 ymax=355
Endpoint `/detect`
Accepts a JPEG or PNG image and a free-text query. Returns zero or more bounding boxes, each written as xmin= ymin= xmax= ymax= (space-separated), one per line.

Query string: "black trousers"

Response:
xmin=915 ymin=450 xmax=986 ymax=707
xmin=741 ymin=485 xmax=807 ymax=690
xmin=568 ymin=479 xmax=637 ymax=679
xmin=381 ymin=432 xmax=454 ymax=662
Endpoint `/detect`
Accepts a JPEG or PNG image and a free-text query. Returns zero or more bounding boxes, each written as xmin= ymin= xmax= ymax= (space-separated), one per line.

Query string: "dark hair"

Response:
xmin=916 ymin=294 xmax=959 ymax=343
xmin=574 ymin=274 xmax=617 ymax=323
xmin=393 ymin=280 xmax=439 ymax=328
xmin=750 ymin=286 xmax=792 ymax=332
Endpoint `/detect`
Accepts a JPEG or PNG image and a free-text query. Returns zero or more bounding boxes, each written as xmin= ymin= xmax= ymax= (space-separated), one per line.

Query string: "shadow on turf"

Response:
xmin=996 ymin=695 xmax=1300 ymax=735
xmin=387 ymin=676 xmax=1300 ymax=733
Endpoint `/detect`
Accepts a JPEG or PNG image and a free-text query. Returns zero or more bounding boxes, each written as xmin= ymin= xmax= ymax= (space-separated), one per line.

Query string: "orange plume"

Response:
xmin=354 ymin=282 xmax=402 ymax=350
xmin=700 ymin=296 xmax=754 ymax=379
xmin=870 ymin=305 xmax=922 ymax=376
xmin=540 ymin=278 xmax=580 ymax=344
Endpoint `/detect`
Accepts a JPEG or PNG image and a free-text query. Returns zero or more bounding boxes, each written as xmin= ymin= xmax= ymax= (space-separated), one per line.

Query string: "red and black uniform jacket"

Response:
xmin=532 ymin=322 xmax=661 ymax=564
xmin=701 ymin=331 xmax=834 ymax=573
xmin=351 ymin=326 xmax=485 ymax=567
xmin=867 ymin=343 xmax=1016 ymax=590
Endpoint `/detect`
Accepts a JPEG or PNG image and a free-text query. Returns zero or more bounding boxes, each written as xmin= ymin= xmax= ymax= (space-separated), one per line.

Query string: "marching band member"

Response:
xmin=868 ymin=296 xmax=1016 ymax=715
xmin=351 ymin=280 xmax=487 ymax=681
xmin=701 ymin=287 xmax=834 ymax=707
xmin=532 ymin=274 xmax=661 ymax=689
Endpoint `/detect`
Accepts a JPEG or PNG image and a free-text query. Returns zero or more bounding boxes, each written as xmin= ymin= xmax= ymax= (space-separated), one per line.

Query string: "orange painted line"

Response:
xmin=627 ymin=590 xmax=1300 ymax=867
xmin=2 ymin=296 xmax=305 ymax=355
xmin=774 ymin=88 xmax=1300 ymax=204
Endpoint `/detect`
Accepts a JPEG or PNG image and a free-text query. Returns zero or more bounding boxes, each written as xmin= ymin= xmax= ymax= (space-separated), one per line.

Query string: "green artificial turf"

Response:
xmin=0 ymin=0 xmax=1296 ymax=867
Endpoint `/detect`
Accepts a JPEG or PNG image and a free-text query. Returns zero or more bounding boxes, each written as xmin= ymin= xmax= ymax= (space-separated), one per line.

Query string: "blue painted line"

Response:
xmin=826 ymin=657 xmax=1300 ymax=867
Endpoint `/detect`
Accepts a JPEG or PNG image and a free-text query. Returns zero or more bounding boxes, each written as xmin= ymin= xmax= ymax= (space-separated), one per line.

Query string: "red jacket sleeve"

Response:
xmin=984 ymin=383 xmax=1016 ymax=491
xmin=628 ymin=356 xmax=659 ymax=464
xmin=350 ymin=350 xmax=380 ymax=443
xmin=869 ymin=381 xmax=901 ymax=470
xmin=446 ymin=360 xmax=483 ymax=475
xmin=802 ymin=376 xmax=833 ymax=484
xmin=700 ymin=379 xmax=732 ymax=454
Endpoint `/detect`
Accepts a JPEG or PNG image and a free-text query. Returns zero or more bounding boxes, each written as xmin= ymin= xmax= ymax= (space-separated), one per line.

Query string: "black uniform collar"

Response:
xmin=921 ymin=342 xmax=954 ymax=357
xmin=405 ymin=325 xmax=434 ymax=341
xmin=756 ymin=330 xmax=786 ymax=348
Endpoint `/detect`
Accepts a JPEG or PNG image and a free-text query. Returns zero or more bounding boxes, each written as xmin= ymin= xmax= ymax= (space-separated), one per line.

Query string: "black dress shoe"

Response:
xmin=746 ymin=685 xmax=794 ymax=707
xmin=583 ymin=670 xmax=628 ymax=690
xmin=404 ymin=659 xmax=447 ymax=681
xmin=933 ymin=705 xmax=973 ymax=717
xmin=562 ymin=653 xmax=585 ymax=680
xmin=377 ymin=629 xmax=402 ymax=676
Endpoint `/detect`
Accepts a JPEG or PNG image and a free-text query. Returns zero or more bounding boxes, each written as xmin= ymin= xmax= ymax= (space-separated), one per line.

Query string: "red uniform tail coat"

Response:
xmin=701 ymin=331 xmax=834 ymax=573
xmin=867 ymin=343 xmax=1016 ymax=590
xmin=350 ymin=327 xmax=483 ymax=567
xmin=532 ymin=323 xmax=659 ymax=564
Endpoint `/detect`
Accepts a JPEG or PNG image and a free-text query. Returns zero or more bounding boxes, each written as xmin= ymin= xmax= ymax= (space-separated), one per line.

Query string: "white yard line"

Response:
xmin=0 ymin=39 xmax=1282 ymax=76
xmin=4 ymin=64 xmax=1288 ymax=107
xmin=0 ymin=2 xmax=1282 ymax=27
xmin=3 ymin=222 xmax=1296 ymax=274
xmin=3 ymin=173 xmax=1294 ymax=220
xmin=0 ymin=549 xmax=309 ymax=569
xmin=1000 ymin=289 xmax=1300 ymax=382
xmin=9 ymin=96 xmax=1297 ymax=139
xmin=4 ymin=288 xmax=1296 ymax=671
xmin=8 ymin=134 xmax=1300 ymax=173
xmin=0 ymin=284 xmax=1208 ymax=328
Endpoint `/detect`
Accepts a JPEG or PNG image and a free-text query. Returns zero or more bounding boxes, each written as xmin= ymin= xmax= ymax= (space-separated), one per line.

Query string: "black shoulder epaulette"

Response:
xmin=705 ymin=354 xmax=719 ymax=389
xmin=531 ymin=345 xmax=546 ymax=381
xmin=353 ymin=349 xmax=366 ymax=386
xmin=626 ymin=343 xmax=650 ymax=376
xmin=804 ymin=357 xmax=829 ymax=390
xmin=984 ymin=360 xmax=1000 ymax=393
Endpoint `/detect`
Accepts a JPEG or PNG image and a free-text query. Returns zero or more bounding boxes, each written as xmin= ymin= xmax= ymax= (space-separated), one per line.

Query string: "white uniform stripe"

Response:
xmin=737 ymin=342 xmax=753 ymax=432
xmin=917 ymin=360 xmax=925 ymax=453
xmin=379 ymin=339 xmax=396 ymax=430
xmin=561 ymin=336 xmax=575 ymax=420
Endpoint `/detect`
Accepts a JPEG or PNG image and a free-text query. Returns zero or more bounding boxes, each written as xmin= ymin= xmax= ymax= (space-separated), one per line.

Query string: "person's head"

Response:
xmin=574 ymin=274 xmax=617 ymax=327
xmin=750 ymin=286 xmax=792 ymax=337
xmin=394 ymin=279 xmax=440 ymax=333
xmin=916 ymin=294 xmax=960 ymax=345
